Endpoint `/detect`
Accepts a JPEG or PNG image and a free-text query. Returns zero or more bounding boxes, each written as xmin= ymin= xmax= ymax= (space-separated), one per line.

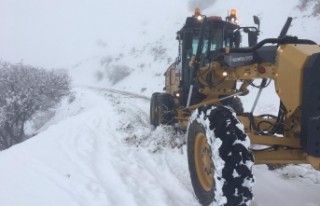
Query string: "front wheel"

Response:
xmin=187 ymin=106 xmax=254 ymax=206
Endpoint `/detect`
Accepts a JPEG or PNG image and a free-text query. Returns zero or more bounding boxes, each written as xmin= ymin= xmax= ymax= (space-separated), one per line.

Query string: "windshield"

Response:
xmin=191 ymin=29 xmax=223 ymax=56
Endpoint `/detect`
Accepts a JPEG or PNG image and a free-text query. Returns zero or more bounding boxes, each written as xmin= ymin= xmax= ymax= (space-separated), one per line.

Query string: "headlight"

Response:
xmin=197 ymin=15 xmax=203 ymax=21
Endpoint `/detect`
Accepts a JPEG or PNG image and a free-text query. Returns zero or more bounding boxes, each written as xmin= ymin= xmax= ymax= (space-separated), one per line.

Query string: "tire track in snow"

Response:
xmin=70 ymin=88 xmax=148 ymax=205
xmin=54 ymin=111 xmax=112 ymax=206
xmin=83 ymin=86 xmax=200 ymax=206
xmin=84 ymin=86 xmax=150 ymax=101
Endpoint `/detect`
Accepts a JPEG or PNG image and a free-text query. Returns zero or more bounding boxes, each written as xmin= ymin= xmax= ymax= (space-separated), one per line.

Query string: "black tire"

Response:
xmin=150 ymin=92 xmax=160 ymax=126
xmin=150 ymin=93 xmax=175 ymax=127
xmin=220 ymin=96 xmax=244 ymax=114
xmin=187 ymin=106 xmax=254 ymax=206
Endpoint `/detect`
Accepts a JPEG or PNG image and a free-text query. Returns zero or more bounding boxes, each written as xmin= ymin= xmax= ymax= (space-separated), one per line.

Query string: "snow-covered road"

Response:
xmin=0 ymin=87 xmax=319 ymax=206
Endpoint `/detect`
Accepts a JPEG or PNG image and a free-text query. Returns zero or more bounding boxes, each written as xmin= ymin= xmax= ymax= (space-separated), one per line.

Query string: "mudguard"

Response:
xmin=301 ymin=52 xmax=320 ymax=157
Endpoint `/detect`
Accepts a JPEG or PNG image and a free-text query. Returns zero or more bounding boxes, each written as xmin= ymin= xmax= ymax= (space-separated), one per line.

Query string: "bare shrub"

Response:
xmin=297 ymin=0 xmax=320 ymax=17
xmin=297 ymin=0 xmax=310 ymax=11
xmin=107 ymin=65 xmax=131 ymax=85
xmin=150 ymin=45 xmax=167 ymax=62
xmin=313 ymin=2 xmax=320 ymax=16
xmin=95 ymin=70 xmax=104 ymax=81
xmin=100 ymin=55 xmax=113 ymax=67
xmin=0 ymin=62 xmax=71 ymax=150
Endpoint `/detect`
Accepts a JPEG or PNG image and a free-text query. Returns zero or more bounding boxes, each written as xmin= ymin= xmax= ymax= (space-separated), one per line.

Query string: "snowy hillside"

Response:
xmin=0 ymin=0 xmax=320 ymax=206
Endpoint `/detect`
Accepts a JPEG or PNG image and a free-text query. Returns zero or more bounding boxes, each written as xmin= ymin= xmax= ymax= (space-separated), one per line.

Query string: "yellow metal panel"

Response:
xmin=253 ymin=150 xmax=320 ymax=170
xmin=253 ymin=150 xmax=308 ymax=164
xmin=275 ymin=44 xmax=320 ymax=115
xmin=307 ymin=156 xmax=320 ymax=170
xmin=249 ymin=134 xmax=301 ymax=148
xmin=164 ymin=63 xmax=180 ymax=95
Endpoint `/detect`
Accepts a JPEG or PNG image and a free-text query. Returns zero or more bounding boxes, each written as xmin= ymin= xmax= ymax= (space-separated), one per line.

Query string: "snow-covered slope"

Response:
xmin=0 ymin=87 xmax=319 ymax=206
xmin=0 ymin=87 xmax=197 ymax=206
xmin=0 ymin=0 xmax=320 ymax=206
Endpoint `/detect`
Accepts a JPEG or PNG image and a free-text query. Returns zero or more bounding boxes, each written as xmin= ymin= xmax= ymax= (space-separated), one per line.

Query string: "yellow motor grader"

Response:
xmin=150 ymin=9 xmax=320 ymax=206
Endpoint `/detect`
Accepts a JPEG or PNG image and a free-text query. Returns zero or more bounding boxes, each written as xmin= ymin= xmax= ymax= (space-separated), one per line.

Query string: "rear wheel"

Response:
xmin=150 ymin=93 xmax=175 ymax=127
xmin=150 ymin=92 xmax=160 ymax=126
xmin=187 ymin=106 xmax=254 ymax=206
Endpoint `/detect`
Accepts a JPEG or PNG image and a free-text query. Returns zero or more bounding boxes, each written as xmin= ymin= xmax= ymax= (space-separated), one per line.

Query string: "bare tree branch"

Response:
xmin=0 ymin=61 xmax=72 ymax=150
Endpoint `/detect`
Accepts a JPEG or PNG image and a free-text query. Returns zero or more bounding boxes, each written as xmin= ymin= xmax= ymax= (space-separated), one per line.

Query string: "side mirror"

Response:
xmin=253 ymin=15 xmax=260 ymax=30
